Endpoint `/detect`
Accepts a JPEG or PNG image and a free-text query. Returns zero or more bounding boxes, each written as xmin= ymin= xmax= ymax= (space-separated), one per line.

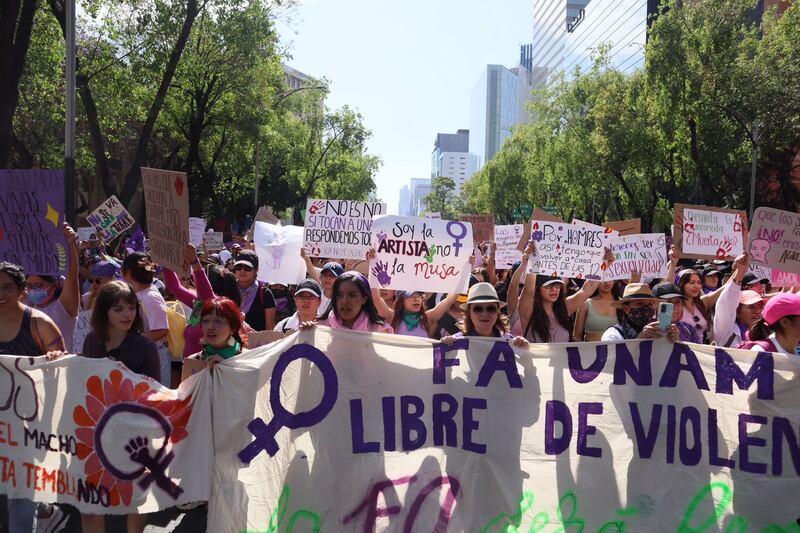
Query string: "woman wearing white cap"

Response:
xmin=441 ymin=283 xmax=528 ymax=347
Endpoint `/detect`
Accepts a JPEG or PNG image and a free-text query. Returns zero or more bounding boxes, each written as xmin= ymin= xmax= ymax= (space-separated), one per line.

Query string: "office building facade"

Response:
xmin=531 ymin=0 xmax=592 ymax=89
xmin=431 ymin=130 xmax=479 ymax=195
xmin=470 ymin=65 xmax=523 ymax=167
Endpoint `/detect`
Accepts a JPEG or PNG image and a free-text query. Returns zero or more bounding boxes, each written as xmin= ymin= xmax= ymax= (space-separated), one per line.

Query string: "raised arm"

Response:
xmin=301 ymin=248 xmax=321 ymax=283
xmin=59 ymin=224 xmax=80 ymax=317
xmin=486 ymin=242 xmax=499 ymax=285
xmin=427 ymin=291 xmax=458 ymax=323
xmin=566 ymin=280 xmax=597 ymax=316
xmin=573 ymin=300 xmax=589 ymax=341
xmin=371 ymin=287 xmax=395 ymax=322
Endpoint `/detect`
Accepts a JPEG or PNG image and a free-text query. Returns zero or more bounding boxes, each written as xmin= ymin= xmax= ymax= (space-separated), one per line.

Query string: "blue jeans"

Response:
xmin=8 ymin=498 xmax=36 ymax=533
xmin=158 ymin=344 xmax=172 ymax=386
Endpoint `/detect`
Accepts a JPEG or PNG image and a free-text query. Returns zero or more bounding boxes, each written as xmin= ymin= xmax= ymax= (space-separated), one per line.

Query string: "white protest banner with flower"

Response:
xmin=369 ymin=215 xmax=472 ymax=293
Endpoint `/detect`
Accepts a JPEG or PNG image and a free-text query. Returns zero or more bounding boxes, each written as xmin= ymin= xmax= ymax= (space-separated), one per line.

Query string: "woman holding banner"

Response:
xmin=0 ymin=261 xmax=68 ymax=533
xmin=193 ymin=297 xmax=246 ymax=367
xmin=305 ymin=272 xmax=393 ymax=333
xmin=440 ymin=282 xmax=528 ymax=346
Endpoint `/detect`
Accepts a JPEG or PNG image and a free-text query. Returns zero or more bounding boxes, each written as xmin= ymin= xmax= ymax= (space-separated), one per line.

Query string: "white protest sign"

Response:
xmin=370 ymin=215 xmax=472 ymax=293
xmin=674 ymin=204 xmax=746 ymax=261
xmin=202 ymin=231 xmax=224 ymax=251
xmin=206 ymin=330 xmax=800 ymax=531
xmin=76 ymin=227 xmax=98 ymax=242
xmin=494 ymin=224 xmax=524 ymax=268
xmin=604 ymin=233 xmax=668 ymax=281
xmin=86 ymin=195 xmax=136 ymax=242
xmin=527 ymin=220 xmax=609 ymax=279
xmin=748 ymin=207 xmax=800 ymax=275
xmin=72 ymin=309 xmax=93 ymax=354
xmin=254 ymin=221 xmax=306 ymax=285
xmin=303 ymin=199 xmax=386 ymax=259
xmin=188 ymin=217 xmax=205 ymax=247
xmin=0 ymin=355 xmax=212 ymax=514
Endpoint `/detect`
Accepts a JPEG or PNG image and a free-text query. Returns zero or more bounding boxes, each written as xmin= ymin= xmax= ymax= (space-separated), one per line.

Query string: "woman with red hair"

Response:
xmin=195 ymin=297 xmax=245 ymax=366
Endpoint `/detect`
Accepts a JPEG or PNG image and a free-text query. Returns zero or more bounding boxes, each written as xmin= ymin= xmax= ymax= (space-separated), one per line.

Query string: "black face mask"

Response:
xmin=627 ymin=305 xmax=655 ymax=330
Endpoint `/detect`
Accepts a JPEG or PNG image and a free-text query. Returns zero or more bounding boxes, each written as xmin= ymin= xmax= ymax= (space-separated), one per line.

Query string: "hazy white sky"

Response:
xmin=278 ymin=0 xmax=534 ymax=213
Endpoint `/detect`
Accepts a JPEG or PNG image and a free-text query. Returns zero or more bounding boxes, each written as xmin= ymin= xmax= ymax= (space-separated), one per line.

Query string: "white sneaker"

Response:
xmin=35 ymin=505 xmax=68 ymax=533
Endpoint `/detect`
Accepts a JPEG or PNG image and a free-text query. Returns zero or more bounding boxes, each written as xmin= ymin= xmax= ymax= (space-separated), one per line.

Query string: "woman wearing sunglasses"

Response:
xmin=441 ymin=283 xmax=528 ymax=347
xmin=232 ymin=249 xmax=276 ymax=331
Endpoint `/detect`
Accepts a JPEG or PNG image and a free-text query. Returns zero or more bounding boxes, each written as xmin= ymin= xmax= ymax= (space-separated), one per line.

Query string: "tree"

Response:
xmin=424 ymin=176 xmax=456 ymax=218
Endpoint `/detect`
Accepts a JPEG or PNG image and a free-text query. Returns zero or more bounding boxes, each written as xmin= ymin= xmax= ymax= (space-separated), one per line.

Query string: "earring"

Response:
xmin=227 ymin=336 xmax=235 ymax=347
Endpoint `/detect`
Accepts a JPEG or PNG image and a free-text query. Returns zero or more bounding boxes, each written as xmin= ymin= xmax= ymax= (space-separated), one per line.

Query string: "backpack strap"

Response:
xmin=723 ymin=333 xmax=737 ymax=348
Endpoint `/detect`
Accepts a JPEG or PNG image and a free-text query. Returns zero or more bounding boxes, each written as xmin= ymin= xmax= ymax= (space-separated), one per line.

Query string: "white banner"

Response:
xmin=527 ymin=220 xmax=610 ymax=279
xmin=303 ymin=199 xmax=386 ymax=259
xmin=4 ymin=334 xmax=800 ymax=530
xmin=370 ymin=215 xmax=472 ymax=293
xmin=188 ymin=217 xmax=205 ymax=247
xmin=254 ymin=221 xmax=306 ymax=286
xmin=604 ymin=233 xmax=668 ymax=281
xmin=0 ymin=355 xmax=211 ymax=513
xmin=72 ymin=309 xmax=93 ymax=354
xmin=208 ymin=330 xmax=800 ymax=531
xmin=680 ymin=206 xmax=745 ymax=260
xmin=494 ymin=224 xmax=524 ymax=268
xmin=86 ymin=195 xmax=136 ymax=242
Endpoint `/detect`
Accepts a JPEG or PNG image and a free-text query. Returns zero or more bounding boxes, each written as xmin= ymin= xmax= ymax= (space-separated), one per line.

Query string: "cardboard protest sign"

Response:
xmin=463 ymin=214 xmax=494 ymax=243
xmin=0 ymin=354 xmax=212 ymax=514
xmin=202 ymin=231 xmax=224 ymax=251
xmin=141 ymin=168 xmax=190 ymax=273
xmin=516 ymin=207 xmax=565 ymax=251
xmin=494 ymin=224 xmax=524 ymax=268
xmin=188 ymin=217 xmax=205 ymax=247
xmin=527 ymin=219 xmax=610 ymax=279
xmin=303 ymin=199 xmax=386 ymax=259
xmin=76 ymin=227 xmax=98 ymax=242
xmin=771 ymin=269 xmax=800 ymax=287
xmin=369 ymin=215 xmax=473 ymax=293
xmin=604 ymin=233 xmax=668 ymax=281
xmin=673 ymin=203 xmax=746 ymax=261
xmin=86 ymin=195 xmax=136 ymax=242
xmin=748 ymin=207 xmax=800 ymax=275
xmin=603 ymin=218 xmax=641 ymax=236
xmin=253 ymin=222 xmax=306 ymax=286
xmin=206 ymin=329 xmax=800 ymax=531
xmin=0 ymin=169 xmax=66 ymax=276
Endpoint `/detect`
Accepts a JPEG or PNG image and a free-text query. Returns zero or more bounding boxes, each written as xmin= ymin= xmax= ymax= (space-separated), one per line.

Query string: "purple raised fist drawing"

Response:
xmin=125 ymin=435 xmax=184 ymax=499
xmin=371 ymin=261 xmax=392 ymax=287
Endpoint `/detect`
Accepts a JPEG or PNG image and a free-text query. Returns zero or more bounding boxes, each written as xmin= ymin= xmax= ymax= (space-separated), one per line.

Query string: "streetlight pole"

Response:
xmin=748 ymin=121 xmax=759 ymax=222
xmin=65 ymin=0 xmax=76 ymax=226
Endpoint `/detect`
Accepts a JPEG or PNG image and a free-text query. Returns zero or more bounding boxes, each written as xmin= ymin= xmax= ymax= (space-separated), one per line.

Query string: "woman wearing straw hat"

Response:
xmin=601 ymin=283 xmax=679 ymax=342
xmin=441 ymin=282 xmax=528 ymax=347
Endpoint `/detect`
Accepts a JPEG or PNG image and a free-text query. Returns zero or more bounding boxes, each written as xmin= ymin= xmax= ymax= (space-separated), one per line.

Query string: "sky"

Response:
xmin=277 ymin=0 xmax=534 ymax=214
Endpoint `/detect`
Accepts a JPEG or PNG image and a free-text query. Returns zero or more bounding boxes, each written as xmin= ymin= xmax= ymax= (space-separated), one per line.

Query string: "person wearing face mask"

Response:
xmin=25 ymin=223 xmax=80 ymax=352
xmin=601 ymin=283 xmax=679 ymax=342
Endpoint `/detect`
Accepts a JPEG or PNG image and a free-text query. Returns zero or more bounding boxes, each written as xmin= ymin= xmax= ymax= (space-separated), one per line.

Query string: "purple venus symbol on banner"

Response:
xmin=94 ymin=403 xmax=184 ymax=499
xmin=446 ymin=221 xmax=468 ymax=256
xmin=238 ymin=344 xmax=339 ymax=463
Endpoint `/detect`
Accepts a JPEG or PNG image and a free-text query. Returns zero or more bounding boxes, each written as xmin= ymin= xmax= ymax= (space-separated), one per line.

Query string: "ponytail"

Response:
xmin=748 ymin=318 xmax=773 ymax=341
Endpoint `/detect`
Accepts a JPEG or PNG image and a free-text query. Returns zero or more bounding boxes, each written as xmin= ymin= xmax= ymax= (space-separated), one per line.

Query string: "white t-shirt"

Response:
xmin=749 ymin=333 xmax=793 ymax=355
xmin=274 ymin=313 xmax=301 ymax=333
xmin=319 ymin=294 xmax=331 ymax=317
xmin=136 ymin=285 xmax=169 ymax=346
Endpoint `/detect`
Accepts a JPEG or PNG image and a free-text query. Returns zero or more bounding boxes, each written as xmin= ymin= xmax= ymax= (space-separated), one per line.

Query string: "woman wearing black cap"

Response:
xmin=233 ymin=249 xmax=276 ymax=331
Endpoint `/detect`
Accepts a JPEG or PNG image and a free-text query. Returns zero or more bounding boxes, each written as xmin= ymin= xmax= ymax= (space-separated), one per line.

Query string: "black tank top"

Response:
xmin=0 ymin=308 xmax=44 ymax=356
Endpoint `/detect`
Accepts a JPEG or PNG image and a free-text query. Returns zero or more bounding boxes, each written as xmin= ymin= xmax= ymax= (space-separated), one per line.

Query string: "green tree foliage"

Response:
xmin=6 ymin=0 xmax=380 ymax=225
xmin=425 ymin=176 xmax=457 ymax=218
xmin=463 ymin=0 xmax=800 ymax=230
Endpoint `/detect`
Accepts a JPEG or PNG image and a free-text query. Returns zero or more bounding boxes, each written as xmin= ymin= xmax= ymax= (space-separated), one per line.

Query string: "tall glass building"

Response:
xmin=470 ymin=65 xmax=522 ymax=167
xmin=564 ymin=0 xmax=660 ymax=77
xmin=531 ymin=0 xmax=592 ymax=89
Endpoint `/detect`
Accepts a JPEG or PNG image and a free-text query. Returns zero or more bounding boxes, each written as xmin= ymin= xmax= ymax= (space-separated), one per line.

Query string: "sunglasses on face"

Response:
xmin=234 ymin=265 xmax=253 ymax=272
xmin=471 ymin=305 xmax=498 ymax=314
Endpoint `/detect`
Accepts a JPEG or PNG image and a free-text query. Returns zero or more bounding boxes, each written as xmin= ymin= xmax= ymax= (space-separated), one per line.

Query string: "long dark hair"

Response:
xmin=320 ymin=272 xmax=384 ymax=325
xmin=525 ymin=283 xmax=572 ymax=342
xmin=678 ymin=271 xmax=710 ymax=322
xmin=390 ymin=292 xmax=431 ymax=334
xmin=207 ymin=265 xmax=241 ymax=307
xmin=91 ymin=281 xmax=144 ymax=342
xmin=122 ymin=252 xmax=155 ymax=285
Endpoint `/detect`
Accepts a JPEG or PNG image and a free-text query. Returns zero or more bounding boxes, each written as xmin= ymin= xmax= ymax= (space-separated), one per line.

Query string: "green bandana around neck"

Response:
xmin=202 ymin=339 xmax=241 ymax=360
xmin=402 ymin=312 xmax=424 ymax=331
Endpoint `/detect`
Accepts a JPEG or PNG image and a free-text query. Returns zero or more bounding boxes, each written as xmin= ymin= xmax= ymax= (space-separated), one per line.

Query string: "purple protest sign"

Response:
xmin=0 ymin=169 xmax=66 ymax=275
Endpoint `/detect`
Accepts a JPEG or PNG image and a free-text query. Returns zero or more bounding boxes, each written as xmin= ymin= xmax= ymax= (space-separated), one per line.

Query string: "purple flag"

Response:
xmin=0 ymin=169 xmax=66 ymax=276
xmin=124 ymin=225 xmax=146 ymax=253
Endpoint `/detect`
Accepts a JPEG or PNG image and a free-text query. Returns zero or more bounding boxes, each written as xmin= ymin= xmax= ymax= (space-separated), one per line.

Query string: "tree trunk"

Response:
xmin=0 ymin=0 xmax=38 ymax=167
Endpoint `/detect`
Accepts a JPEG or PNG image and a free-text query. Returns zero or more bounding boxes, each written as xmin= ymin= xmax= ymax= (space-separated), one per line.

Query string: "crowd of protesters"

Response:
xmin=1 ymin=218 xmax=799 ymax=532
